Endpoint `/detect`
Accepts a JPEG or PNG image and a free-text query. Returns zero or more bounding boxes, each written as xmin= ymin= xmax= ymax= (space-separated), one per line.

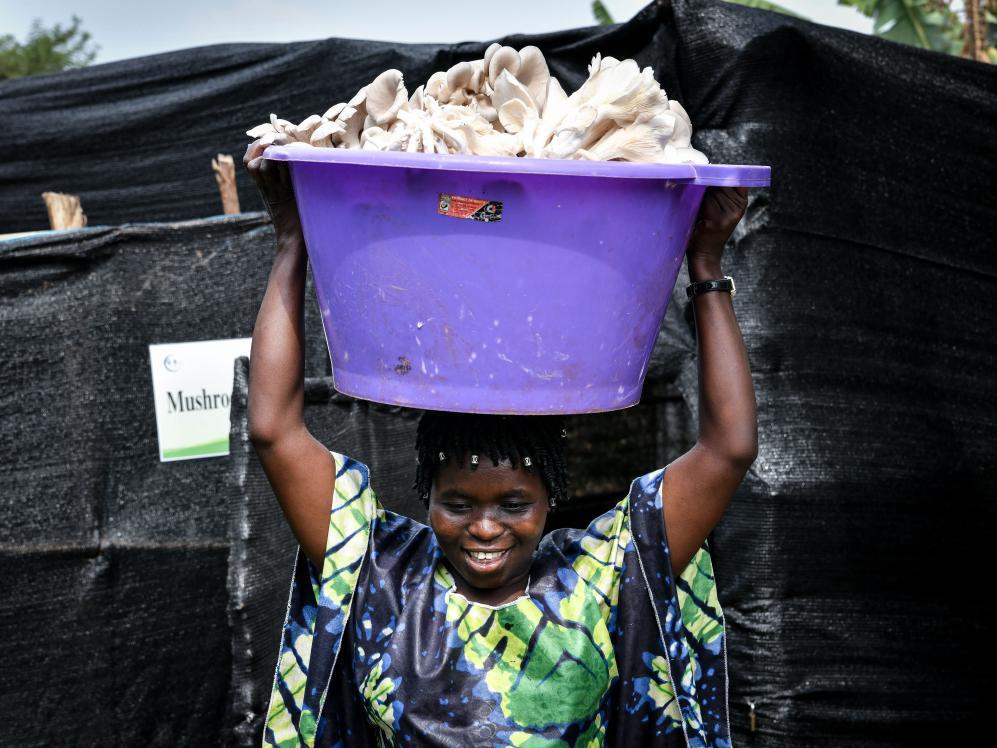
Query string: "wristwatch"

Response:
xmin=686 ymin=276 xmax=736 ymax=300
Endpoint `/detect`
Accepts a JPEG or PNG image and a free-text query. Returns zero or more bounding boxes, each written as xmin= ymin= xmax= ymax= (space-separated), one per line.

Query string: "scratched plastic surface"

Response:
xmin=266 ymin=145 xmax=770 ymax=414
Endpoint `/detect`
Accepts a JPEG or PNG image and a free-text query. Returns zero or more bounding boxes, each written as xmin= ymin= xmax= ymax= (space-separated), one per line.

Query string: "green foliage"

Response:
xmin=989 ymin=7 xmax=997 ymax=62
xmin=838 ymin=0 xmax=956 ymax=51
xmin=638 ymin=0 xmax=994 ymax=63
xmin=592 ymin=0 xmax=615 ymax=25
xmin=0 ymin=15 xmax=98 ymax=80
xmin=838 ymin=0 xmax=993 ymax=60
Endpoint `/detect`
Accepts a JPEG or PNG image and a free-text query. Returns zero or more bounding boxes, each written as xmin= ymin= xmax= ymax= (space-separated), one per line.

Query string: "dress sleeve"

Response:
xmin=263 ymin=452 xmax=380 ymax=747
xmin=571 ymin=495 xmax=632 ymax=605
xmin=623 ymin=467 xmax=731 ymax=747
xmin=306 ymin=451 xmax=382 ymax=601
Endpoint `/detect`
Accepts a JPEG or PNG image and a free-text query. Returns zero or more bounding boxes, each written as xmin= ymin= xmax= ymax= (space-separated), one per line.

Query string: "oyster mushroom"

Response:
xmin=539 ymin=58 xmax=673 ymax=159
xmin=248 ymin=49 xmax=706 ymax=163
xmin=543 ymin=105 xmax=604 ymax=159
xmin=446 ymin=61 xmax=474 ymax=93
xmin=433 ymin=122 xmax=469 ymax=153
xmin=397 ymin=108 xmax=438 ymax=155
xmin=470 ymin=93 xmax=498 ymax=123
xmin=492 ymin=69 xmax=535 ymax=112
xmin=310 ymin=118 xmax=346 ymax=147
xmin=335 ymin=97 xmax=366 ymax=149
xmin=409 ymin=85 xmax=425 ymax=111
xmin=498 ymin=98 xmax=533 ymax=134
xmin=289 ymin=114 xmax=323 ymax=142
xmin=246 ymin=122 xmax=277 ymax=139
xmin=487 ymin=46 xmax=521 ymax=87
xmin=269 ymin=113 xmax=294 ymax=135
xmin=544 ymin=77 xmax=569 ymax=116
xmin=575 ymin=111 xmax=677 ymax=162
xmin=361 ymin=125 xmax=387 ymax=149
xmin=322 ymin=102 xmax=349 ymax=121
xmin=667 ymin=99 xmax=693 ymax=147
xmin=515 ymin=46 xmax=550 ymax=111
xmin=366 ymin=69 xmax=408 ymax=126
xmin=526 ymin=77 xmax=569 ymax=156
xmin=251 ymin=129 xmax=286 ymax=146
xmin=424 ymin=71 xmax=450 ymax=102
xmin=468 ymin=61 xmax=486 ymax=93
xmin=482 ymin=42 xmax=502 ymax=74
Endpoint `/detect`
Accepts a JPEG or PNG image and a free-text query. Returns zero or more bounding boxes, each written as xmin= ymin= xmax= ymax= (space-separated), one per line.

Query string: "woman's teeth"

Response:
xmin=469 ymin=550 xmax=504 ymax=561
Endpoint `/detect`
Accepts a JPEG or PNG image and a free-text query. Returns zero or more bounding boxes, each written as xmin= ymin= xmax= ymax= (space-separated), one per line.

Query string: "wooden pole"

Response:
xmin=212 ymin=154 xmax=241 ymax=214
xmin=41 ymin=192 xmax=87 ymax=230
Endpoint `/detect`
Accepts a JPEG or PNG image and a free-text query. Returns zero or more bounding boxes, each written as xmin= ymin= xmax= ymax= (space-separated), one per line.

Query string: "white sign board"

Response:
xmin=149 ymin=338 xmax=252 ymax=461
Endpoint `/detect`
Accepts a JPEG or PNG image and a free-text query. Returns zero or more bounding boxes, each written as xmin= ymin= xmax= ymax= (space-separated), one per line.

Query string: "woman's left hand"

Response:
xmin=686 ymin=186 xmax=748 ymax=277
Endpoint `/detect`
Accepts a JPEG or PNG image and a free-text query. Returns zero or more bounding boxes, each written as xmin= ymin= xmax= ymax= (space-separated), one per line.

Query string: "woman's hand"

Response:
xmin=243 ymin=138 xmax=303 ymax=243
xmin=686 ymin=186 xmax=748 ymax=280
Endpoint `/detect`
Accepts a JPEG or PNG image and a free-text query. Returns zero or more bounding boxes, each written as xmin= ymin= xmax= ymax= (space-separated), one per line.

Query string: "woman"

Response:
xmin=244 ymin=137 xmax=756 ymax=747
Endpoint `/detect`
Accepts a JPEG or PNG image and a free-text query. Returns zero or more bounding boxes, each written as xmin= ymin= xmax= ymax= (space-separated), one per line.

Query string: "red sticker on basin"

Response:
xmin=438 ymin=193 xmax=503 ymax=223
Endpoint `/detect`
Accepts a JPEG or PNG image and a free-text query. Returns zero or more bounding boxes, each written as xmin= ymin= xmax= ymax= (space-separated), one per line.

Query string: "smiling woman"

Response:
xmin=264 ymin=445 xmax=732 ymax=746
xmin=418 ymin=412 xmax=562 ymax=607
xmin=430 ymin=459 xmax=547 ymax=606
xmin=243 ymin=138 xmax=756 ymax=746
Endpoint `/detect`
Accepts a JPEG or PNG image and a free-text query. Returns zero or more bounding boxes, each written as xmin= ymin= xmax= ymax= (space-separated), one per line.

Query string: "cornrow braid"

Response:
xmin=414 ymin=411 xmax=569 ymax=509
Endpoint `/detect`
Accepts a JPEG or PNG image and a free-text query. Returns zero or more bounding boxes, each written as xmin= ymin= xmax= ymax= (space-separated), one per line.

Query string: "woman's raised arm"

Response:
xmin=662 ymin=187 xmax=759 ymax=576
xmin=244 ymin=140 xmax=335 ymax=570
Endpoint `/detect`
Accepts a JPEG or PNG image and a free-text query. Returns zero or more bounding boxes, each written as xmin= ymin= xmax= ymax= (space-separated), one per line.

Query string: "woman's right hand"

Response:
xmin=243 ymin=138 xmax=304 ymax=242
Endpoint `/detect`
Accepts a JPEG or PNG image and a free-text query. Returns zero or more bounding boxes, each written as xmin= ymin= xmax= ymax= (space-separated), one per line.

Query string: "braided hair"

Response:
xmin=415 ymin=411 xmax=569 ymax=509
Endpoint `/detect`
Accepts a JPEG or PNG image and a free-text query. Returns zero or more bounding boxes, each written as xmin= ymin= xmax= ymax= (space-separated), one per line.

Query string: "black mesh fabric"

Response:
xmin=0 ymin=5 xmax=671 ymax=233
xmin=657 ymin=1 xmax=996 ymax=743
xmin=2 ymin=0 xmax=995 ymax=744
xmin=0 ymin=215 xmax=326 ymax=745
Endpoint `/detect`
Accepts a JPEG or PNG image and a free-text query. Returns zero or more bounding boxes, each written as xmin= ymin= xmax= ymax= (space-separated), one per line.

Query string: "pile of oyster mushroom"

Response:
xmin=247 ymin=45 xmax=707 ymax=164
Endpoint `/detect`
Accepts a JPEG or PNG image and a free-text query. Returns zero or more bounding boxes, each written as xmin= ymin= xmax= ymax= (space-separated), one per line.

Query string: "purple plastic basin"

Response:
xmin=265 ymin=144 xmax=769 ymax=414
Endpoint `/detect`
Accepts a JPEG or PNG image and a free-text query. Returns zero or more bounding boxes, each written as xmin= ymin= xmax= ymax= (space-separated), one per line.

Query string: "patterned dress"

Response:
xmin=263 ymin=453 xmax=731 ymax=747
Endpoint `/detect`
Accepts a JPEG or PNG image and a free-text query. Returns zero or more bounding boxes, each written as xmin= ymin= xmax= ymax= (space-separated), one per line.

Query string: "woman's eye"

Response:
xmin=502 ymin=503 xmax=530 ymax=513
xmin=443 ymin=503 xmax=471 ymax=513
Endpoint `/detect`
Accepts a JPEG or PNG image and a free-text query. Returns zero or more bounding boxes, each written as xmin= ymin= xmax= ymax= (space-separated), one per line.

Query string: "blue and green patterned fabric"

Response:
xmin=263 ymin=453 xmax=731 ymax=747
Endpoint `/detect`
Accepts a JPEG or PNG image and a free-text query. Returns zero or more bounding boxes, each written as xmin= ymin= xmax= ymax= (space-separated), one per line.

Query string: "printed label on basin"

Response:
xmin=438 ymin=193 xmax=503 ymax=222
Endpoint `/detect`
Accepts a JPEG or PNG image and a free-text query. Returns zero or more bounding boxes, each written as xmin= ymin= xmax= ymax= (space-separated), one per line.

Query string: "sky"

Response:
xmin=1 ymin=1 xmax=874 ymax=65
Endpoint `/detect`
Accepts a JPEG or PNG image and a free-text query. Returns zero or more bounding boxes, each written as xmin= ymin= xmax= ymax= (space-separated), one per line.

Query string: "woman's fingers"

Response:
xmin=708 ymin=187 xmax=747 ymax=223
xmin=244 ymin=139 xmax=267 ymax=167
xmin=691 ymin=187 xmax=749 ymax=243
xmin=244 ymin=149 xmax=296 ymax=223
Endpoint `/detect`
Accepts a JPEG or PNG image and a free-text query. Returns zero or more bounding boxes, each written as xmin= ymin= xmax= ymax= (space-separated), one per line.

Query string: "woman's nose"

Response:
xmin=468 ymin=513 xmax=503 ymax=541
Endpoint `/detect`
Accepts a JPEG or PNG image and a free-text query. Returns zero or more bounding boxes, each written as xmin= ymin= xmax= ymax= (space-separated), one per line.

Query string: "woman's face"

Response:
xmin=429 ymin=457 xmax=548 ymax=603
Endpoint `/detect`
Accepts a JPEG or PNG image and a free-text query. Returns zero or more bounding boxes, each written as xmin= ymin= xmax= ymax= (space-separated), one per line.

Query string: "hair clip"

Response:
xmin=561 ymin=428 xmax=568 ymax=439
xmin=470 ymin=454 xmax=479 ymax=466
xmin=523 ymin=456 xmax=532 ymax=467
xmin=549 ymin=495 xmax=558 ymax=509
xmin=438 ymin=451 xmax=447 ymax=461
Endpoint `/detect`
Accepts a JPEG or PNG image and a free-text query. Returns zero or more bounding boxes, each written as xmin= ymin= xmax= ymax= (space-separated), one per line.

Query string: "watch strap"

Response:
xmin=686 ymin=276 xmax=736 ymax=299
